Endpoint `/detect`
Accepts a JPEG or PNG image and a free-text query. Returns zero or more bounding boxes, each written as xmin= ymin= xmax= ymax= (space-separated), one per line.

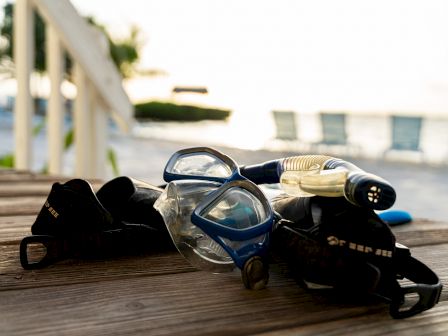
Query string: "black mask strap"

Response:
xmin=20 ymin=235 xmax=69 ymax=269
xmin=20 ymin=223 xmax=164 ymax=270
xmin=389 ymin=248 xmax=442 ymax=319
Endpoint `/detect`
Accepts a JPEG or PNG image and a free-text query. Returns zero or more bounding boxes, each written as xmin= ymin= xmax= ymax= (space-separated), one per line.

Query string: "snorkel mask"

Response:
xmin=154 ymin=147 xmax=275 ymax=289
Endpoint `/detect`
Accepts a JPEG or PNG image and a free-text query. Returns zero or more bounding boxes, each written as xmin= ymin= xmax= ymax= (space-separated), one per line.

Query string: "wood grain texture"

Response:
xmin=0 ymin=268 xmax=390 ymax=336
xmin=0 ymin=169 xmax=67 ymax=181
xmin=0 ymin=196 xmax=46 ymax=216
xmin=0 ymin=247 xmax=195 ymax=291
xmin=1 ymin=242 xmax=447 ymax=335
xmin=0 ymin=215 xmax=34 ymax=242
xmin=255 ymin=301 xmax=448 ymax=336
xmin=0 ymin=180 xmax=103 ymax=197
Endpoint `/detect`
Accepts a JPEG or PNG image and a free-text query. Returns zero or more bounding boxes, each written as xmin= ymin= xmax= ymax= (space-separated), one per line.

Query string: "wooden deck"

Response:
xmin=1 ymin=169 xmax=447 ymax=335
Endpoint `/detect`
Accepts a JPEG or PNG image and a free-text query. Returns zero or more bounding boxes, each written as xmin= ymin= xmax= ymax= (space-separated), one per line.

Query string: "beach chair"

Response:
xmin=319 ymin=112 xmax=347 ymax=145
xmin=269 ymin=110 xmax=308 ymax=151
xmin=312 ymin=112 xmax=358 ymax=156
xmin=384 ymin=115 xmax=424 ymax=161
xmin=6 ymin=96 xmax=15 ymax=111
xmin=272 ymin=110 xmax=298 ymax=141
xmin=390 ymin=116 xmax=422 ymax=151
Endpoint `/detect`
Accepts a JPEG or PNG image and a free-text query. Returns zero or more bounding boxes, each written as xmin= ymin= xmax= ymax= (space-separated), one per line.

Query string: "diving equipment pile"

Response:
xmin=19 ymin=146 xmax=442 ymax=319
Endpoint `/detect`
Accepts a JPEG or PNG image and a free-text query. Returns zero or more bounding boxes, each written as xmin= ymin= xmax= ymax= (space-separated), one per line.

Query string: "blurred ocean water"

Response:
xmin=132 ymin=112 xmax=448 ymax=166
xmin=2 ymin=108 xmax=448 ymax=166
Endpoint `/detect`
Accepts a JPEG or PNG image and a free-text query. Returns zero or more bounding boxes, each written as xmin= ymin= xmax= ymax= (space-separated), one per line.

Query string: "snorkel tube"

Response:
xmin=240 ymin=155 xmax=396 ymax=210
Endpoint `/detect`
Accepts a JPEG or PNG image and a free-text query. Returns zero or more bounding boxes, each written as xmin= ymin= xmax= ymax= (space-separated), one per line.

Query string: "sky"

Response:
xmin=68 ymin=0 xmax=448 ymax=116
xmin=2 ymin=0 xmax=448 ymax=116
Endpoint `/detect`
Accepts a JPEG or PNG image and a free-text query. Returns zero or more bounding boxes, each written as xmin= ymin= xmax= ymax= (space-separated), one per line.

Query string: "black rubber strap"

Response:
xmin=20 ymin=235 xmax=69 ymax=270
xmin=390 ymin=255 xmax=442 ymax=319
xmin=19 ymin=223 xmax=167 ymax=270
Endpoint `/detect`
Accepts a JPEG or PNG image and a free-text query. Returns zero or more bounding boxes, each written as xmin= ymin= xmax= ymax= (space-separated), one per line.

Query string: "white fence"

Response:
xmin=14 ymin=0 xmax=132 ymax=178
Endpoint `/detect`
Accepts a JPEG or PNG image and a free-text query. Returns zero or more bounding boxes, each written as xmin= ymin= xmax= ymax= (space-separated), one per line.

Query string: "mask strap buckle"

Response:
xmin=390 ymin=282 xmax=442 ymax=319
xmin=242 ymin=256 xmax=269 ymax=290
xmin=20 ymin=235 xmax=69 ymax=270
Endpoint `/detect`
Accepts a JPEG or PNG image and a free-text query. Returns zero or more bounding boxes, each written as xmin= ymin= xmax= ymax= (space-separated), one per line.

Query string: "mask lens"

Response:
xmin=196 ymin=186 xmax=270 ymax=269
xmin=153 ymin=180 xmax=235 ymax=273
xmin=202 ymin=187 xmax=268 ymax=229
xmin=169 ymin=152 xmax=233 ymax=178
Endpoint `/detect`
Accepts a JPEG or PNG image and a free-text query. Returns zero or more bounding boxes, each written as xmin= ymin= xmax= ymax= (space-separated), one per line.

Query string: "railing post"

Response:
xmin=91 ymin=97 xmax=108 ymax=178
xmin=73 ymin=64 xmax=108 ymax=179
xmin=46 ymin=24 xmax=64 ymax=175
xmin=90 ymin=27 xmax=109 ymax=179
xmin=14 ymin=0 xmax=34 ymax=170
xmin=73 ymin=62 xmax=93 ymax=178
xmin=16 ymin=0 xmax=132 ymax=178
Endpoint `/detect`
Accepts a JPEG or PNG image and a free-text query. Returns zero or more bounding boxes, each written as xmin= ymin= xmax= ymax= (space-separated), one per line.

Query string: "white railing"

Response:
xmin=14 ymin=0 xmax=133 ymax=178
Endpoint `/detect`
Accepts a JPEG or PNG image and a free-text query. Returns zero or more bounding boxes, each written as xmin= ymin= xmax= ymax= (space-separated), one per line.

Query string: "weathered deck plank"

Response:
xmin=0 ymin=178 xmax=102 ymax=197
xmin=1 ymin=253 xmax=447 ymax=336
xmin=0 ymin=268 xmax=390 ymax=336
xmin=0 ymin=196 xmax=47 ymax=216
xmin=0 ymin=215 xmax=34 ymax=242
xmin=0 ymin=248 xmax=196 ymax=291
xmin=256 ymin=301 xmax=448 ymax=336
xmin=0 ymin=169 xmax=67 ymax=181
xmin=0 ymin=182 xmax=67 ymax=197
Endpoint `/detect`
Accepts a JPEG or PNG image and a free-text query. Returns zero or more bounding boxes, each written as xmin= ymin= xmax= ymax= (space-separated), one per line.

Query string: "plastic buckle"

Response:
xmin=390 ymin=281 xmax=443 ymax=319
xmin=242 ymin=256 xmax=269 ymax=290
xmin=20 ymin=235 xmax=63 ymax=270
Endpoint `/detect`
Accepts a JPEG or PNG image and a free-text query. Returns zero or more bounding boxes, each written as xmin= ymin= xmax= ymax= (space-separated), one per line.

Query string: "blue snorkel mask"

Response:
xmin=154 ymin=147 xmax=275 ymax=289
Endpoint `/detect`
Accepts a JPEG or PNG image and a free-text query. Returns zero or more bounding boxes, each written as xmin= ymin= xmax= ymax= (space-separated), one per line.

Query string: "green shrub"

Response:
xmin=134 ymin=101 xmax=231 ymax=121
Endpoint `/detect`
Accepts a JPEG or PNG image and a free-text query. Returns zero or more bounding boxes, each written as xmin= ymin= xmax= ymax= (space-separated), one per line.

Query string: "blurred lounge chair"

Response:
xmin=272 ymin=110 xmax=298 ymax=141
xmin=312 ymin=112 xmax=359 ymax=157
xmin=6 ymin=96 xmax=15 ymax=111
xmin=384 ymin=115 xmax=424 ymax=162
xmin=270 ymin=110 xmax=307 ymax=151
